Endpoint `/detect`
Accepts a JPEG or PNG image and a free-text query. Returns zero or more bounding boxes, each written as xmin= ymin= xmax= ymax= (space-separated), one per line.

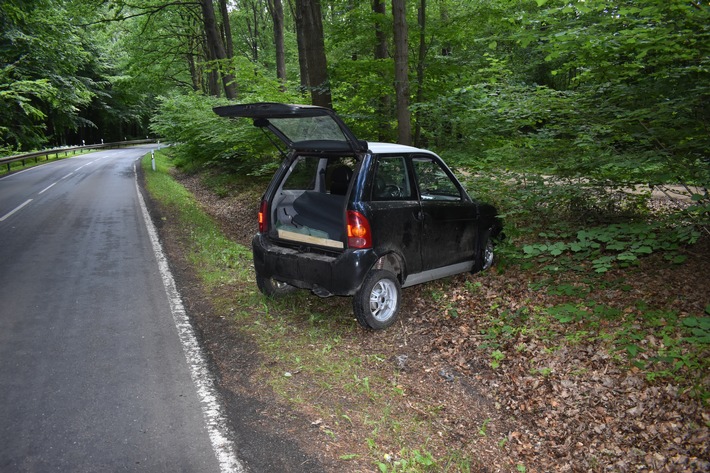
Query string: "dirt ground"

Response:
xmin=142 ymin=169 xmax=709 ymax=473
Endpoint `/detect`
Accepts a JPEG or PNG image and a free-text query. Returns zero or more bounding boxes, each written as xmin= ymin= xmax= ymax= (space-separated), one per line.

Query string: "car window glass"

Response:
xmin=281 ymin=156 xmax=320 ymax=190
xmin=372 ymin=156 xmax=413 ymax=200
xmin=413 ymin=158 xmax=462 ymax=201
xmin=270 ymin=116 xmax=347 ymax=142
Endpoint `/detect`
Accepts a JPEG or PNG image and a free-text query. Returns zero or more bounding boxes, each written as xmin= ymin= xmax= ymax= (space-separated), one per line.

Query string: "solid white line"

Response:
xmin=132 ymin=162 xmax=245 ymax=473
xmin=39 ymin=182 xmax=57 ymax=194
xmin=0 ymin=199 xmax=33 ymax=222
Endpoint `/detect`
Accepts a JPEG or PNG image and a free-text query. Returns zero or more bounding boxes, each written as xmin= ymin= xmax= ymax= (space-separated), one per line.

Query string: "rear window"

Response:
xmin=270 ymin=116 xmax=348 ymax=143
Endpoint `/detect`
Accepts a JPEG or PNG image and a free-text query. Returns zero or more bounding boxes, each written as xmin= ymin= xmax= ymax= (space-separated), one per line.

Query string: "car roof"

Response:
xmin=367 ymin=142 xmax=436 ymax=155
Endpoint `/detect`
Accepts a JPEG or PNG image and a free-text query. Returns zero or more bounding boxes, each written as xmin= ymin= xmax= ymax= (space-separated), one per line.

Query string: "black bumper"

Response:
xmin=252 ymin=234 xmax=378 ymax=296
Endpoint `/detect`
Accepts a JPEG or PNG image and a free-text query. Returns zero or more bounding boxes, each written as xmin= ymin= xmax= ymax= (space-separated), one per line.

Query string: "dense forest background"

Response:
xmin=1 ymin=0 xmax=708 ymax=189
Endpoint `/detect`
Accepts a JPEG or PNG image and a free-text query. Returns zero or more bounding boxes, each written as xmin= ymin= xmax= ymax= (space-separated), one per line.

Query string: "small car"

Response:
xmin=214 ymin=102 xmax=502 ymax=330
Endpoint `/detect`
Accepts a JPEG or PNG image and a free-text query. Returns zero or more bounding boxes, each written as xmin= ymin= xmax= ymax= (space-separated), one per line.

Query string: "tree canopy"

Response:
xmin=1 ymin=0 xmax=708 ymax=190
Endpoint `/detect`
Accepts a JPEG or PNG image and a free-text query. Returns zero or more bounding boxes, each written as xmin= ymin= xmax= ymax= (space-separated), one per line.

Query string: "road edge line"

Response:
xmin=133 ymin=160 xmax=246 ymax=473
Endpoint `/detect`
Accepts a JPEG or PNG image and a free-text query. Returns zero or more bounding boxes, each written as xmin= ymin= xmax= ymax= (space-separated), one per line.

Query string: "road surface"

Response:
xmin=0 ymin=147 xmax=243 ymax=472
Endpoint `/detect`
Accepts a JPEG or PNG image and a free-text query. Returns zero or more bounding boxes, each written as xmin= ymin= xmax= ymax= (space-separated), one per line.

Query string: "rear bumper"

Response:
xmin=252 ymin=234 xmax=377 ymax=296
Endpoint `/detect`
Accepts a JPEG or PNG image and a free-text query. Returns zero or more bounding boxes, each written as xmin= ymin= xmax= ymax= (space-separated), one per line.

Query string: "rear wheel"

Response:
xmin=353 ymin=270 xmax=401 ymax=330
xmin=256 ymin=273 xmax=297 ymax=297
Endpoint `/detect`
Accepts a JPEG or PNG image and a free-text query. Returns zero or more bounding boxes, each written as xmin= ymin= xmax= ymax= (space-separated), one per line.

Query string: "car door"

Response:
xmin=365 ymin=154 xmax=423 ymax=275
xmin=412 ymin=155 xmax=478 ymax=271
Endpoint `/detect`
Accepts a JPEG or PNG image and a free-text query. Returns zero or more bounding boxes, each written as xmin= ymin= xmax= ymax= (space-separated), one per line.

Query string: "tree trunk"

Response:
xmin=218 ymin=0 xmax=234 ymax=59
xmin=392 ymin=0 xmax=411 ymax=145
xmin=295 ymin=0 xmax=332 ymax=108
xmin=268 ymin=0 xmax=287 ymax=84
xmin=246 ymin=1 xmax=259 ymax=62
xmin=200 ymin=0 xmax=237 ymax=99
xmin=203 ymin=38 xmax=221 ymax=97
xmin=414 ymin=0 xmax=426 ymax=147
xmin=373 ymin=0 xmax=391 ymax=141
xmin=186 ymin=53 xmax=200 ymax=92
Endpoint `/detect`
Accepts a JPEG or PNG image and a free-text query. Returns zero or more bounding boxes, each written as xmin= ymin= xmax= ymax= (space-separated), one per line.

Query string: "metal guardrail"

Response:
xmin=1 ymin=139 xmax=158 ymax=172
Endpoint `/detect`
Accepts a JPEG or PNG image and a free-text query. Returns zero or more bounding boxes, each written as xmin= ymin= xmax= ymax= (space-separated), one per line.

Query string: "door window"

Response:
xmin=412 ymin=158 xmax=462 ymax=201
xmin=371 ymin=156 xmax=413 ymax=200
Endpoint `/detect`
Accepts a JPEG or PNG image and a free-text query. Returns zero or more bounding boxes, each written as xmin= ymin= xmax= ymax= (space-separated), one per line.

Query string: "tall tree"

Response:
xmin=392 ymin=0 xmax=411 ymax=144
xmin=267 ymin=0 xmax=287 ymax=84
xmin=372 ymin=0 xmax=391 ymax=140
xmin=295 ymin=0 xmax=331 ymax=108
xmin=200 ymin=0 xmax=237 ymax=99
xmin=218 ymin=0 xmax=234 ymax=59
xmin=413 ymin=0 xmax=426 ymax=146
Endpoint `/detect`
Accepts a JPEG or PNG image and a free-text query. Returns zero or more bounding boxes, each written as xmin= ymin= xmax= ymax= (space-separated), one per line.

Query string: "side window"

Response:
xmin=282 ymin=156 xmax=320 ymax=190
xmin=371 ymin=156 xmax=413 ymax=200
xmin=413 ymin=157 xmax=462 ymax=201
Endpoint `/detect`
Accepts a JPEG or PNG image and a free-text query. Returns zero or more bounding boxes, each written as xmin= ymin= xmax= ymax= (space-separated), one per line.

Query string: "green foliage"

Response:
xmin=149 ymin=86 xmax=299 ymax=175
xmin=1 ymin=0 xmax=88 ymax=149
xmin=377 ymin=448 xmax=437 ymax=473
xmin=522 ymin=223 xmax=700 ymax=273
xmin=0 ymin=0 xmax=154 ymax=150
xmin=403 ymin=0 xmax=710 ymax=189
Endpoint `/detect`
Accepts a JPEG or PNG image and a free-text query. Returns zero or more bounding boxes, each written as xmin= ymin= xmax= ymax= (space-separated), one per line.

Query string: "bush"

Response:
xmin=149 ymin=89 xmax=300 ymax=176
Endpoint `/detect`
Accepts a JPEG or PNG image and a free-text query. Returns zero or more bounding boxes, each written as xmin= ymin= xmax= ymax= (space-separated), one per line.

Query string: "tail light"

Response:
xmin=258 ymin=199 xmax=269 ymax=233
xmin=347 ymin=210 xmax=372 ymax=249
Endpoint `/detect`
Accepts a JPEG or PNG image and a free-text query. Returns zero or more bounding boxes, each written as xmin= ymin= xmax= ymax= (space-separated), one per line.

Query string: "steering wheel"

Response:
xmin=383 ymin=184 xmax=402 ymax=198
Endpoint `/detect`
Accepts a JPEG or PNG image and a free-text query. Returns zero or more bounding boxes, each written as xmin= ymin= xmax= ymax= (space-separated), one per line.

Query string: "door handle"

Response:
xmin=414 ymin=210 xmax=425 ymax=221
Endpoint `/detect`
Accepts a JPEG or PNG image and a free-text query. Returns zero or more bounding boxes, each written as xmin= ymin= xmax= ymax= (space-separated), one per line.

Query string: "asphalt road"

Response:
xmin=0 ymin=147 xmax=242 ymax=472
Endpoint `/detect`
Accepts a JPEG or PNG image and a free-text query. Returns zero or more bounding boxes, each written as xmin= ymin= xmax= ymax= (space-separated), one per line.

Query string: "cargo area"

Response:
xmin=272 ymin=190 xmax=346 ymax=249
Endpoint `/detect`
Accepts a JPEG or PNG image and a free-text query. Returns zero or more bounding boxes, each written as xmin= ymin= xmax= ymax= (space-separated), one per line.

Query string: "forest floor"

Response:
xmin=146 ymin=168 xmax=709 ymax=473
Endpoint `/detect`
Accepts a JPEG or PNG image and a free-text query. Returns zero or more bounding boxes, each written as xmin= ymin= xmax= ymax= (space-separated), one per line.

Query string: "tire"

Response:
xmin=353 ymin=270 xmax=401 ymax=330
xmin=256 ymin=273 xmax=297 ymax=297
xmin=474 ymin=232 xmax=495 ymax=273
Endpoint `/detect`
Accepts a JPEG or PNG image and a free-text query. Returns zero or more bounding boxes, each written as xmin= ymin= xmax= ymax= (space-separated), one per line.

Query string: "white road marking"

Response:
xmin=0 ymin=199 xmax=33 ymax=222
xmin=39 ymin=182 xmax=57 ymax=194
xmin=132 ymin=162 xmax=245 ymax=473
